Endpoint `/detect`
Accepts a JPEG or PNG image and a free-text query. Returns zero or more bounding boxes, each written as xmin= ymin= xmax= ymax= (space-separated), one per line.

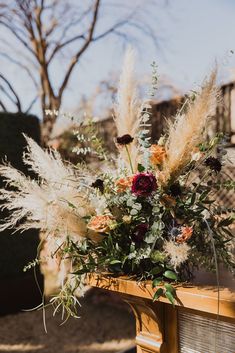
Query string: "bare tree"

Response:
xmin=0 ymin=0 xmax=164 ymax=144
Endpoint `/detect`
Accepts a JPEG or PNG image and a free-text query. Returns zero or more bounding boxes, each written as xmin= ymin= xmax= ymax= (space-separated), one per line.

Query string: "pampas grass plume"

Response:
xmin=161 ymin=69 xmax=219 ymax=182
xmin=114 ymin=47 xmax=141 ymax=171
xmin=0 ymin=136 xmax=94 ymax=240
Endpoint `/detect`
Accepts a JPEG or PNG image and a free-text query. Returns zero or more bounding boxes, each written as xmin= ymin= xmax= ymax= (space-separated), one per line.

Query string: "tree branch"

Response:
xmin=0 ymin=52 xmax=39 ymax=89
xmin=0 ymin=20 xmax=36 ymax=57
xmin=92 ymin=17 xmax=133 ymax=41
xmin=0 ymin=98 xmax=7 ymax=111
xmin=0 ymin=73 xmax=22 ymax=112
xmin=47 ymin=34 xmax=86 ymax=64
xmin=25 ymin=95 xmax=38 ymax=113
xmin=58 ymin=0 xmax=101 ymax=100
xmin=53 ymin=4 xmax=93 ymax=42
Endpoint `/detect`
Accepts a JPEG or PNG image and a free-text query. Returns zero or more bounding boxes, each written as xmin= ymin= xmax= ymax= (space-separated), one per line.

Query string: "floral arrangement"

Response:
xmin=0 ymin=49 xmax=234 ymax=320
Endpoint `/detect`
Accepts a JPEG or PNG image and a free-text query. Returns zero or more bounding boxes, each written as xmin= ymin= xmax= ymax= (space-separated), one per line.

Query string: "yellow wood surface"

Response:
xmin=87 ymin=274 xmax=235 ymax=320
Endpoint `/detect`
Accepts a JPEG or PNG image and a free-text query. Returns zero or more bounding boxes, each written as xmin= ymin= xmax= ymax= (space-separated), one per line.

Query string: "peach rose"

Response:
xmin=149 ymin=144 xmax=166 ymax=165
xmin=116 ymin=176 xmax=134 ymax=192
xmin=87 ymin=215 xmax=114 ymax=233
xmin=176 ymin=226 xmax=193 ymax=243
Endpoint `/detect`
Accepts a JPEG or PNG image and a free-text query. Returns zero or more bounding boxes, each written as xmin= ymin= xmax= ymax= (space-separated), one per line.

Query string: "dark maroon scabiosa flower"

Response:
xmin=91 ymin=179 xmax=104 ymax=193
xmin=132 ymin=223 xmax=149 ymax=243
xmin=205 ymin=157 xmax=222 ymax=173
xmin=169 ymin=183 xmax=182 ymax=197
xmin=116 ymin=134 xmax=134 ymax=145
xmin=131 ymin=172 xmax=157 ymax=197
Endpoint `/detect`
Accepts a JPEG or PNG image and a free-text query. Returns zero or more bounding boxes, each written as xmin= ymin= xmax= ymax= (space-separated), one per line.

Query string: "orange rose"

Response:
xmin=176 ymin=226 xmax=193 ymax=243
xmin=116 ymin=176 xmax=133 ymax=192
xmin=87 ymin=215 xmax=114 ymax=233
xmin=149 ymin=144 xmax=166 ymax=166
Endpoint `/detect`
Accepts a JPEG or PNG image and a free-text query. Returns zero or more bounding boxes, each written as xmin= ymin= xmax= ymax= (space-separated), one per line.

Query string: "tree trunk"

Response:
xmin=41 ymin=97 xmax=61 ymax=146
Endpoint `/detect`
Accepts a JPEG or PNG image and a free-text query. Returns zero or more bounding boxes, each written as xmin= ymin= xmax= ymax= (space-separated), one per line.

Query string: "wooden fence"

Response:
xmin=98 ymin=81 xmax=235 ymax=146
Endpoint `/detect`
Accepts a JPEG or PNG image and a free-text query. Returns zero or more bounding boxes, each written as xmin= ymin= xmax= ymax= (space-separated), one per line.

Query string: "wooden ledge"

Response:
xmin=86 ymin=274 xmax=235 ymax=320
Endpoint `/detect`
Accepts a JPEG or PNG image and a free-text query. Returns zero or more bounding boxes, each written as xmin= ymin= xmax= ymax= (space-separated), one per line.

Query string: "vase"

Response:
xmin=87 ymin=275 xmax=235 ymax=353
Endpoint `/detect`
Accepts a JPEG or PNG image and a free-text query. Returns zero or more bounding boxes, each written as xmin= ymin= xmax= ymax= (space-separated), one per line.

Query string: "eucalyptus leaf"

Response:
xmin=130 ymin=208 xmax=138 ymax=215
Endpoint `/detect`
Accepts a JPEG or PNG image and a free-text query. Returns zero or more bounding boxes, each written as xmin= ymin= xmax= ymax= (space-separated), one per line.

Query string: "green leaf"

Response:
xmin=138 ymin=163 xmax=145 ymax=172
xmin=108 ymin=259 xmax=122 ymax=273
xmin=190 ymin=193 xmax=196 ymax=205
xmin=153 ymin=288 xmax=164 ymax=302
xmin=152 ymin=278 xmax=162 ymax=288
xmin=199 ymin=190 xmax=210 ymax=201
xmin=164 ymin=283 xmax=176 ymax=295
xmin=150 ymin=266 xmax=162 ymax=276
xmin=109 ymin=260 xmax=122 ymax=265
xmin=73 ymin=268 xmax=90 ymax=275
xmin=221 ymin=227 xmax=234 ymax=238
xmin=218 ymin=217 xmax=234 ymax=227
xmin=163 ymin=270 xmax=178 ymax=280
xmin=67 ymin=201 xmax=77 ymax=209
xmin=165 ymin=291 xmax=175 ymax=307
xmin=88 ymin=254 xmax=95 ymax=265
xmin=202 ymin=200 xmax=214 ymax=204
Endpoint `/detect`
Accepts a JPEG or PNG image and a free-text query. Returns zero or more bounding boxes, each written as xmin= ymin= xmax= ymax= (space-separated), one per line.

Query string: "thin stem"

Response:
xmin=204 ymin=219 xmax=220 ymax=353
xmin=125 ymin=145 xmax=134 ymax=174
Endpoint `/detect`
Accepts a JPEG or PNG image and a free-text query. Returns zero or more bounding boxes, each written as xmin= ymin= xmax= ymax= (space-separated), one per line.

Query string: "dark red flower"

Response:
xmin=131 ymin=172 xmax=157 ymax=197
xmin=116 ymin=134 xmax=134 ymax=145
xmin=91 ymin=179 xmax=104 ymax=193
xmin=169 ymin=183 xmax=182 ymax=197
xmin=205 ymin=157 xmax=222 ymax=173
xmin=132 ymin=223 xmax=149 ymax=243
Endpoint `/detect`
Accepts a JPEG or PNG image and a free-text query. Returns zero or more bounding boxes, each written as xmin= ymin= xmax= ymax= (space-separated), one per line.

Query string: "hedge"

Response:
xmin=0 ymin=112 xmax=41 ymax=279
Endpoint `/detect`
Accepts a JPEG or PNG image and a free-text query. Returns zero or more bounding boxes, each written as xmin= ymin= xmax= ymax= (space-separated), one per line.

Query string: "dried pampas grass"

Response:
xmin=161 ymin=69 xmax=219 ymax=182
xmin=114 ymin=47 xmax=141 ymax=171
xmin=23 ymin=134 xmax=75 ymax=184
xmin=0 ymin=136 xmax=94 ymax=240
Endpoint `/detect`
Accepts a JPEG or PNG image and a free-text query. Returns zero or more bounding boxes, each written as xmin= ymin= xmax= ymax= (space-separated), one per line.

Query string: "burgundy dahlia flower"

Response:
xmin=131 ymin=172 xmax=157 ymax=197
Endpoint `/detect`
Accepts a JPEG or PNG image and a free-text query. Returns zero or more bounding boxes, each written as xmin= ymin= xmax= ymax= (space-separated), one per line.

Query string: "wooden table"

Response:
xmin=87 ymin=275 xmax=235 ymax=353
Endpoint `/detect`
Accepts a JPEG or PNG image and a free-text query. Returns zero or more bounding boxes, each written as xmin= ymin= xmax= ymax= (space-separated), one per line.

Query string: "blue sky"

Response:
xmin=1 ymin=0 xmax=235 ymax=118
xmin=66 ymin=0 xmax=235 ymax=114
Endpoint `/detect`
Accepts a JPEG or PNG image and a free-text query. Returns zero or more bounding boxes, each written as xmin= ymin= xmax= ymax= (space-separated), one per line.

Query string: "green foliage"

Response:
xmin=59 ymin=132 xmax=234 ymax=312
xmin=163 ymin=270 xmax=178 ymax=280
xmin=73 ymin=119 xmax=108 ymax=161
